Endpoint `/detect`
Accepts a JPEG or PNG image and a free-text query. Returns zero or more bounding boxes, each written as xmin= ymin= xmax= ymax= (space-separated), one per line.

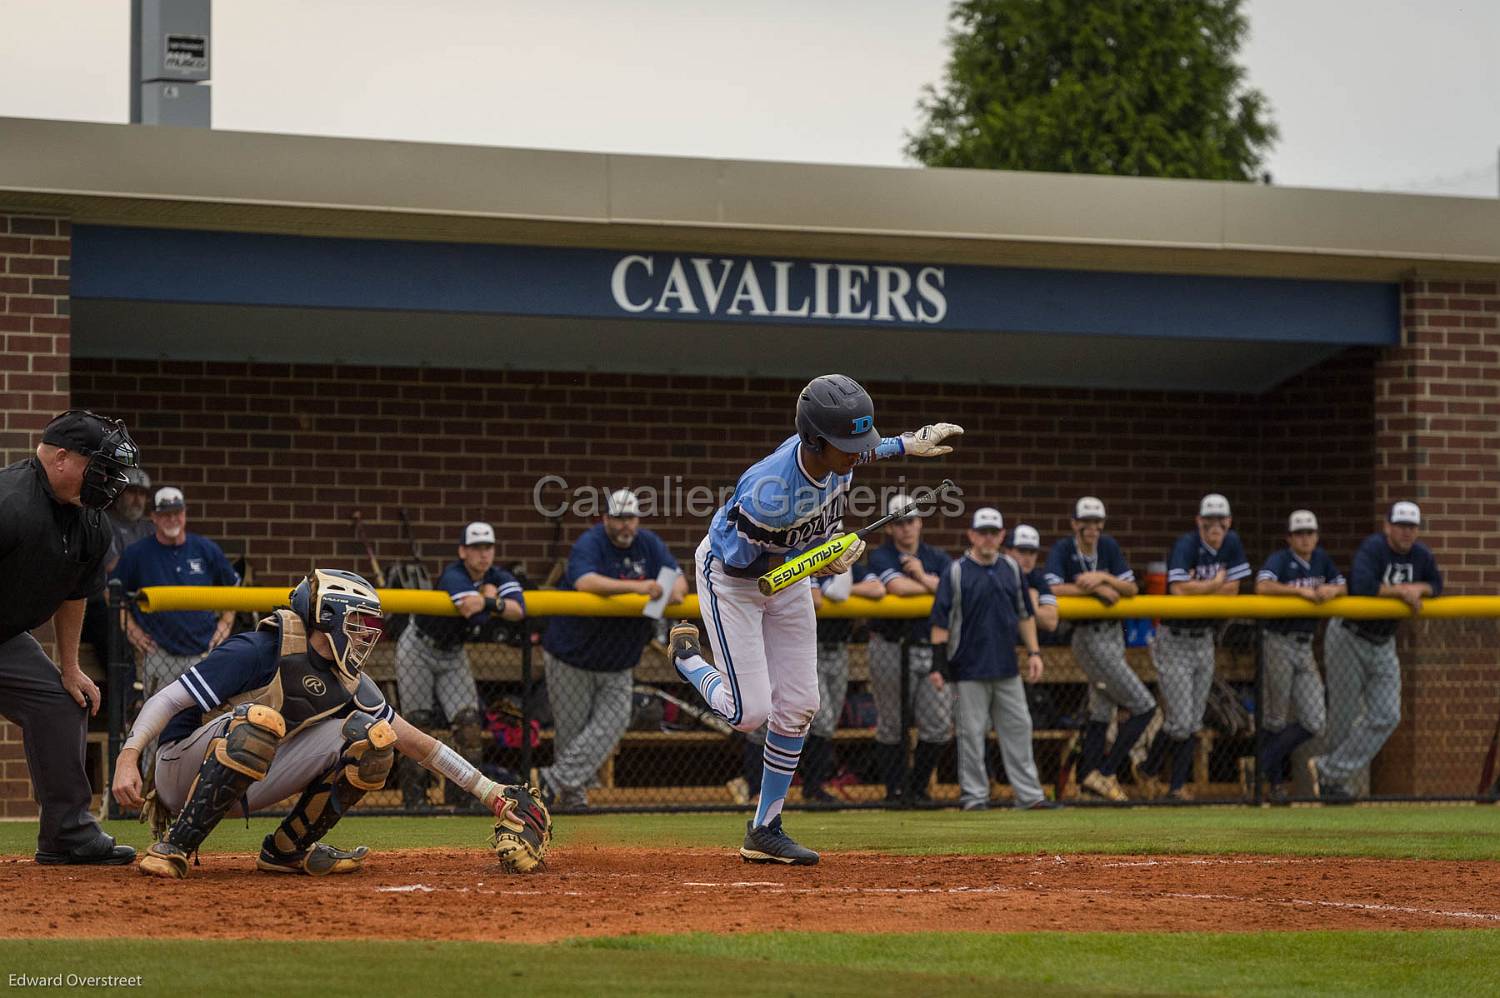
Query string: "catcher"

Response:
xmin=110 ymin=568 xmax=550 ymax=877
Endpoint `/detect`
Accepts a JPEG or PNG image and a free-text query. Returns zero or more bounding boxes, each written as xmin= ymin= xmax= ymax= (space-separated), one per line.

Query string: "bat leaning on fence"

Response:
xmin=350 ymin=510 xmax=387 ymax=587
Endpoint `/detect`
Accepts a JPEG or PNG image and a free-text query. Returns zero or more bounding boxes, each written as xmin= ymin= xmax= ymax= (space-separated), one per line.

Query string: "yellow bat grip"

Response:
xmin=756 ymin=533 xmax=857 ymax=596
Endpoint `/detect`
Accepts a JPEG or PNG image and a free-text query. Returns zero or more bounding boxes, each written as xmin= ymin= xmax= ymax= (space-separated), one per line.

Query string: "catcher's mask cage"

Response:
xmin=289 ymin=569 xmax=385 ymax=683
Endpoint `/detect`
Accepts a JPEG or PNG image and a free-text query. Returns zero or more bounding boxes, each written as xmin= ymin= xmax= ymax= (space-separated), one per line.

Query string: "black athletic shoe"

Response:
xmin=740 ymin=817 xmax=819 ymax=865
xmin=669 ymin=621 xmax=702 ymax=662
xmin=36 ymin=834 xmax=135 ymax=866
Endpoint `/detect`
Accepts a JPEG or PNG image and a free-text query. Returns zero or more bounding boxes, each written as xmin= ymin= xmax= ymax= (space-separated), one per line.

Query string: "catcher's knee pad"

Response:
xmin=161 ymin=704 xmax=285 ymax=856
xmin=265 ymin=712 xmax=394 ymax=861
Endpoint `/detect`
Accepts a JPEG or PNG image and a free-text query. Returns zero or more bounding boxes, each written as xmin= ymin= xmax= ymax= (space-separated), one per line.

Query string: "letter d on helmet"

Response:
xmin=289 ymin=569 xmax=384 ymax=683
xmin=795 ymin=374 xmax=881 ymax=453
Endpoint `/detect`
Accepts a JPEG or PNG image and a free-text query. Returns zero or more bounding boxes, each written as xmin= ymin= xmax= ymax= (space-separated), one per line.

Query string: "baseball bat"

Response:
xmin=757 ymin=479 xmax=955 ymax=597
xmin=350 ymin=511 xmax=387 ymax=587
xmin=633 ymin=683 xmax=735 ymax=736
xmin=1477 ymin=698 xmax=1500 ymax=797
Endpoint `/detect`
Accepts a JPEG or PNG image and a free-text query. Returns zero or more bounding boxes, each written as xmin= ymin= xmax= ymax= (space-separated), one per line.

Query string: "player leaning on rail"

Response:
xmin=670 ymin=374 xmax=962 ymax=865
xmin=111 ymin=569 xmax=550 ymax=878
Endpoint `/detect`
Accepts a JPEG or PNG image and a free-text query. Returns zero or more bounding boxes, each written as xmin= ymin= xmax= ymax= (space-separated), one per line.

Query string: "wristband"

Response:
xmin=1027 ymin=650 xmax=1043 ymax=658
xmin=483 ymin=596 xmax=499 ymax=614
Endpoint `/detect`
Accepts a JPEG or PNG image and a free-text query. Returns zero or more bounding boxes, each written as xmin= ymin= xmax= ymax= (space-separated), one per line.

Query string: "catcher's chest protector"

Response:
xmin=252 ymin=610 xmax=380 ymax=738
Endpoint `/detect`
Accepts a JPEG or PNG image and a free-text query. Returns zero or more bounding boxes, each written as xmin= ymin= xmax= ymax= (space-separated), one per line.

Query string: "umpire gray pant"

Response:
xmin=1260 ymin=630 xmax=1327 ymax=736
xmin=541 ymin=651 xmax=632 ymax=793
xmin=812 ymin=643 xmax=849 ymax=740
xmin=954 ymin=676 xmax=1045 ymax=808
xmin=0 ymin=632 xmax=105 ymax=853
xmin=1151 ymin=626 xmax=1216 ymax=740
xmin=1072 ymin=622 xmax=1156 ymax=721
xmin=1319 ymin=620 xmax=1400 ymax=787
xmin=870 ymin=636 xmax=952 ymax=745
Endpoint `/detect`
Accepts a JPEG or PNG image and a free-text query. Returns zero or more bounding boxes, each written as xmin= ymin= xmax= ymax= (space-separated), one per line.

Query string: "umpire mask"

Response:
xmin=289 ymin=569 xmax=385 ymax=683
xmin=42 ymin=409 xmax=141 ymax=510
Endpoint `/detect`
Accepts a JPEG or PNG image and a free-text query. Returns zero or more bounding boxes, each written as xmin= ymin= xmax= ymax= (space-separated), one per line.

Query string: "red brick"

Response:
xmin=7 ymin=217 xmax=57 ymax=236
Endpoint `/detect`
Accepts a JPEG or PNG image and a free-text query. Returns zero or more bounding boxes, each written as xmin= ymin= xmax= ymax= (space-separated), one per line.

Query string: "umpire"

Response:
xmin=0 ymin=410 xmax=140 ymax=865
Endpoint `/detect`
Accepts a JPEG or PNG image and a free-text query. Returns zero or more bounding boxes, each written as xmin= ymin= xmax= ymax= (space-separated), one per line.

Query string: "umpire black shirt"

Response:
xmin=0 ymin=458 xmax=111 ymax=645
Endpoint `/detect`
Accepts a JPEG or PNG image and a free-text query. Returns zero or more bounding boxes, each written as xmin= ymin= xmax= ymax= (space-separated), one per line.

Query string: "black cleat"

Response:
xmin=36 ymin=833 xmax=135 ymax=867
xmin=739 ymin=817 xmax=819 ymax=866
xmin=669 ymin=621 xmax=702 ymax=662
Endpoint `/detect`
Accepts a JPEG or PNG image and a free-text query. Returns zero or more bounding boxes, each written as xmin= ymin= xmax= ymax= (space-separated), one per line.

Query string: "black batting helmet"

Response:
xmin=795 ymin=374 xmax=881 ymax=453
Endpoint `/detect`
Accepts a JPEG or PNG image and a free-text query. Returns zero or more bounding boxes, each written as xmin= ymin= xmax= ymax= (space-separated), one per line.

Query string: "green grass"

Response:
xmin=2 ymin=932 xmax=1497 ymax=997
xmin=2 ymin=802 xmax=1495 ymax=860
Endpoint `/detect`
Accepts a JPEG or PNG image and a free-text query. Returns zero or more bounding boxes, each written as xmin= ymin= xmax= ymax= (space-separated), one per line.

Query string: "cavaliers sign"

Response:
xmin=610 ymin=255 xmax=948 ymax=324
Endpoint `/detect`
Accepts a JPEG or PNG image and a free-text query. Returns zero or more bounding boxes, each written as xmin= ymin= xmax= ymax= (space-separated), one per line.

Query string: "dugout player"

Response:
xmin=1253 ymin=509 xmax=1345 ymax=802
xmin=112 ymin=569 xmax=532 ymax=877
xmin=1044 ymin=497 xmax=1154 ymax=803
xmin=804 ymin=566 xmax=884 ymax=802
xmin=1138 ymin=493 xmax=1249 ymax=801
xmin=0 ymin=410 xmax=139 ymax=865
xmin=670 ymin=374 xmax=961 ymax=863
xmin=1310 ymin=502 xmax=1442 ymax=801
xmin=866 ymin=492 xmax=953 ymax=803
xmin=1006 ymin=525 xmax=1058 ymax=634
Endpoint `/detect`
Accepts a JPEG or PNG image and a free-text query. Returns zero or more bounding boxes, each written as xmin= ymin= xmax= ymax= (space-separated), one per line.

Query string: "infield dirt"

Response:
xmin=2 ymin=848 xmax=1496 ymax=941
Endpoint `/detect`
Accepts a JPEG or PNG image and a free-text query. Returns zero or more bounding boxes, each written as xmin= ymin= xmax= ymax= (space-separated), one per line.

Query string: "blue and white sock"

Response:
xmin=673 ymin=651 xmax=734 ymax=720
xmin=753 ymin=729 xmax=805 ymax=828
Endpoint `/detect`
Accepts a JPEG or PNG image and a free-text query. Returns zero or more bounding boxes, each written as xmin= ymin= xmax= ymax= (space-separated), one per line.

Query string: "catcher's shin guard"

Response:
xmin=258 ymin=712 xmax=395 ymax=875
xmin=142 ymin=704 xmax=285 ymax=879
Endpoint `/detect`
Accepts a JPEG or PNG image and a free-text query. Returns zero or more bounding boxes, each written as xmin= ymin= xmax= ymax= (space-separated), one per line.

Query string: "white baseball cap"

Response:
xmin=1198 ymin=493 xmax=1231 ymax=517
xmin=1389 ymin=501 xmax=1421 ymax=526
xmin=606 ymin=489 xmax=642 ymax=518
xmin=153 ymin=486 xmax=185 ymax=512
xmin=1074 ymin=496 xmax=1106 ymax=520
xmin=886 ymin=491 xmax=916 ymax=518
xmin=971 ymin=507 xmax=1004 ymax=530
xmin=463 ymin=521 xmax=496 ymax=546
xmin=1011 ymin=524 xmax=1040 ymax=550
xmin=1288 ymin=509 xmax=1319 ymax=533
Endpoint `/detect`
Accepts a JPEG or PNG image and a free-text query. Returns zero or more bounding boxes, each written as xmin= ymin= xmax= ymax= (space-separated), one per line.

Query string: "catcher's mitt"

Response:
xmin=489 ymin=783 xmax=552 ymax=873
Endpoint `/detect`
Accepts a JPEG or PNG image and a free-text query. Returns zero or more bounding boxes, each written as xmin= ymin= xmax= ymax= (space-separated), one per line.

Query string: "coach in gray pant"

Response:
xmin=0 ymin=410 xmax=140 ymax=865
xmin=929 ymin=507 xmax=1050 ymax=811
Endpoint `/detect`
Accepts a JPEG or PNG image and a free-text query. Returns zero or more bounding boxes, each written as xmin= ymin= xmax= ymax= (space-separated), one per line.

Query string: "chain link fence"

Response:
xmin=105 ymin=587 xmax=1500 ymax=817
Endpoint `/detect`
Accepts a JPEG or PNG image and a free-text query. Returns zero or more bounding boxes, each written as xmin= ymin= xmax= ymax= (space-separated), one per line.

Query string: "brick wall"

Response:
xmin=70 ymin=361 xmax=1382 ymax=585
xmin=0 ymin=214 xmax=70 ymax=466
xmin=1 ymin=213 xmax=72 ymax=816
xmin=1373 ymin=277 xmax=1500 ymax=795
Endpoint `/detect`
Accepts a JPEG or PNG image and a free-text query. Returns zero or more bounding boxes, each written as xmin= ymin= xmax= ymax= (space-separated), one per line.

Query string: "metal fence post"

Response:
xmin=520 ymin=626 xmax=534 ymax=781
xmin=899 ymin=637 xmax=913 ymax=809
xmin=105 ymin=580 xmax=129 ymax=820
xmin=1252 ymin=625 xmax=1264 ymax=805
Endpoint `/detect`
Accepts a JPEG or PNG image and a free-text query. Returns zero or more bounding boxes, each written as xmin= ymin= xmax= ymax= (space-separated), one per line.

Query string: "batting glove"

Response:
xmin=901 ymin=423 xmax=963 ymax=457
xmin=814 ymin=538 xmax=866 ymax=577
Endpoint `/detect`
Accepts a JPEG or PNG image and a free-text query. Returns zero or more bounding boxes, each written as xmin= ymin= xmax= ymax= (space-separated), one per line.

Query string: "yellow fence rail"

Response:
xmin=134 ymin=586 xmax=1500 ymax=620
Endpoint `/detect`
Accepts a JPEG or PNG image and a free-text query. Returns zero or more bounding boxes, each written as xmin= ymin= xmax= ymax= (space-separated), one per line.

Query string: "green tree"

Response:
xmin=906 ymin=0 xmax=1278 ymax=181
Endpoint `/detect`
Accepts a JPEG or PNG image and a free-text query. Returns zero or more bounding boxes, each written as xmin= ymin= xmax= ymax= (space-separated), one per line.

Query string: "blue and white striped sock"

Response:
xmin=753 ymin=729 xmax=805 ymax=828
xmin=673 ymin=652 xmax=733 ymax=720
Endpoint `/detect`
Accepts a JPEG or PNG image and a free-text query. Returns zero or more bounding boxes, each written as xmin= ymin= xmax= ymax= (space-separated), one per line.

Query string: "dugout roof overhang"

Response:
xmin=5 ymin=116 xmax=1500 ymax=392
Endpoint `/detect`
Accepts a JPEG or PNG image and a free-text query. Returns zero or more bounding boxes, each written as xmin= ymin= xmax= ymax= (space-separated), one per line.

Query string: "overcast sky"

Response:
xmin=1 ymin=0 xmax=1496 ymax=196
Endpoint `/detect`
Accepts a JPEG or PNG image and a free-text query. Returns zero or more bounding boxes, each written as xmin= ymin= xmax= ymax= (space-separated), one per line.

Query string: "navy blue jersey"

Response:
xmin=112 ymin=533 xmax=240 ymax=655
xmin=1164 ymin=529 xmax=1249 ymax=627
xmin=867 ymin=540 xmax=951 ymax=643
xmin=1025 ymin=566 xmax=1058 ymax=609
xmin=542 ymin=524 xmax=679 ymax=672
xmin=413 ymin=561 xmax=525 ymax=649
xmin=1346 ymin=533 xmax=1443 ymax=640
xmin=1043 ymin=535 xmax=1134 ymax=589
xmin=814 ymin=564 xmax=877 ymax=644
xmin=1257 ymin=547 xmax=1346 ymax=635
xmin=930 ymin=554 xmax=1034 ymax=681
xmin=159 ymin=629 xmax=394 ymax=746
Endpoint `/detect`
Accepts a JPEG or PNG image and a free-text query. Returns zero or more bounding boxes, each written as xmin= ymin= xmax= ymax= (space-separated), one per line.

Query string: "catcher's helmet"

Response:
xmin=289 ymin=569 xmax=384 ymax=684
xmin=794 ymin=374 xmax=881 ymax=454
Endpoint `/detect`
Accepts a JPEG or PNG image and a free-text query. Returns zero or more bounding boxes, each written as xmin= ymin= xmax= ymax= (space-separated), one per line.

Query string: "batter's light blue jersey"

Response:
xmin=708 ymin=434 xmax=899 ymax=576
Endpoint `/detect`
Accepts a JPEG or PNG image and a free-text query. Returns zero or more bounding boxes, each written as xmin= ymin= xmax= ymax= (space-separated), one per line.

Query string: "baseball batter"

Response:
xmin=671 ymin=374 xmax=961 ymax=864
xmin=111 ymin=569 xmax=547 ymax=877
xmin=1138 ymin=493 xmax=1249 ymax=800
xmin=1253 ymin=509 xmax=1345 ymax=802
xmin=1043 ymin=497 xmax=1154 ymax=802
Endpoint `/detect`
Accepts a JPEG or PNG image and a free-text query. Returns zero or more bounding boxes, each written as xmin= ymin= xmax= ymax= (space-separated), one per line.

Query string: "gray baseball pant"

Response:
xmin=155 ymin=712 xmax=348 ymax=815
xmin=1261 ymin=630 xmax=1327 ymax=736
xmin=395 ymin=626 xmax=481 ymax=724
xmin=869 ymin=636 xmax=952 ymax=745
xmin=812 ymin=643 xmax=849 ymax=740
xmin=954 ymin=676 xmax=1045 ymax=809
xmin=540 ymin=651 xmax=632 ymax=793
xmin=1072 ymin=622 xmax=1156 ymax=720
xmin=1151 ymin=626 xmax=1216 ymax=740
xmin=1319 ymin=620 xmax=1400 ymax=786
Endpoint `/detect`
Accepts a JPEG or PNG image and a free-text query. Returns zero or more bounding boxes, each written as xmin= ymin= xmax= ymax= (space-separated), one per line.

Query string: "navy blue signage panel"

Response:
xmin=71 ymin=226 xmax=1397 ymax=345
